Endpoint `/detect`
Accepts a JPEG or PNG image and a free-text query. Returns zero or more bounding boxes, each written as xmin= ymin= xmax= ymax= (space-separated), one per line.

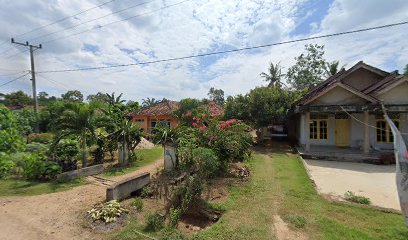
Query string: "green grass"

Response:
xmin=110 ymin=148 xmax=408 ymax=240
xmin=103 ymin=146 xmax=163 ymax=177
xmin=0 ymin=178 xmax=85 ymax=197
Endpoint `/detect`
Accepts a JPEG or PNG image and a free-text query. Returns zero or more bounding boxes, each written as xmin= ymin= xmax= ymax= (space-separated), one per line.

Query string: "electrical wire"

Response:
xmin=30 ymin=0 xmax=156 ymax=42
xmin=37 ymin=20 xmax=408 ymax=74
xmin=0 ymin=73 xmax=30 ymax=88
xmin=41 ymin=0 xmax=193 ymax=45
xmin=0 ymin=0 xmax=119 ymax=48
xmin=340 ymin=106 xmax=408 ymax=135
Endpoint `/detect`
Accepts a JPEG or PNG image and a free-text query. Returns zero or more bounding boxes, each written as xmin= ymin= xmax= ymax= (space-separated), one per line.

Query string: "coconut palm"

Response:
xmin=260 ymin=62 xmax=285 ymax=88
xmin=55 ymin=103 xmax=96 ymax=168
xmin=324 ymin=61 xmax=345 ymax=78
xmin=142 ymin=97 xmax=159 ymax=107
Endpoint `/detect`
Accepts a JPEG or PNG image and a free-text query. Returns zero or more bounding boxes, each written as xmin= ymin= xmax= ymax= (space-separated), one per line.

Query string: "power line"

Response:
xmin=340 ymin=106 xmax=408 ymax=135
xmin=0 ymin=73 xmax=29 ymax=88
xmin=30 ymin=0 xmax=155 ymax=42
xmin=42 ymin=0 xmax=193 ymax=45
xmin=38 ymin=20 xmax=408 ymax=74
xmin=0 ymin=0 xmax=119 ymax=48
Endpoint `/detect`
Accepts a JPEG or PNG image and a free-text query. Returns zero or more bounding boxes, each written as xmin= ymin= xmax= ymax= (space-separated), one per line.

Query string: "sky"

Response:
xmin=0 ymin=0 xmax=407 ymax=102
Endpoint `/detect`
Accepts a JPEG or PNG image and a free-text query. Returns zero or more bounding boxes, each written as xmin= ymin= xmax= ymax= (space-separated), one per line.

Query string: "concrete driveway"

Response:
xmin=303 ymin=159 xmax=400 ymax=210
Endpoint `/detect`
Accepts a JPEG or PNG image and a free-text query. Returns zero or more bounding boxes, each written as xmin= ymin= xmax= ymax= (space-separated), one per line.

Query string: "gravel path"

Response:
xmin=0 ymin=158 xmax=163 ymax=240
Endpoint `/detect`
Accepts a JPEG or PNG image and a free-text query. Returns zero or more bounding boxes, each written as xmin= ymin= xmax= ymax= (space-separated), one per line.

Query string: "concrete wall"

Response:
xmin=57 ymin=164 xmax=104 ymax=181
xmin=377 ymin=81 xmax=408 ymax=104
xmin=106 ymin=172 xmax=150 ymax=201
xmin=310 ymin=86 xmax=367 ymax=105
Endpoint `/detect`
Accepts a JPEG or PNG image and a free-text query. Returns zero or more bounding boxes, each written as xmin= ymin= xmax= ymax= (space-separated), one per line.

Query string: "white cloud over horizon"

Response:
xmin=0 ymin=0 xmax=407 ymax=102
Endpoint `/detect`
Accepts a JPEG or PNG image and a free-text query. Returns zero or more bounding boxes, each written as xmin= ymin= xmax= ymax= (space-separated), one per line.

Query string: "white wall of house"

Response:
xmin=297 ymin=113 xmax=408 ymax=150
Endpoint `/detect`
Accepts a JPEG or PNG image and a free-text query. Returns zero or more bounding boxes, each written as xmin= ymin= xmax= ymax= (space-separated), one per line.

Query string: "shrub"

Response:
xmin=0 ymin=128 xmax=25 ymax=154
xmin=15 ymin=109 xmax=37 ymax=135
xmin=53 ymin=139 xmax=80 ymax=171
xmin=145 ymin=212 xmax=165 ymax=231
xmin=132 ymin=197 xmax=143 ymax=212
xmin=26 ymin=142 xmax=49 ymax=154
xmin=141 ymin=185 xmax=154 ymax=198
xmin=344 ymin=191 xmax=371 ymax=205
xmin=192 ymin=147 xmax=219 ymax=178
xmin=21 ymin=154 xmax=62 ymax=180
xmin=27 ymin=133 xmax=54 ymax=144
xmin=169 ymin=207 xmax=182 ymax=228
xmin=88 ymin=200 xmax=129 ymax=223
xmin=285 ymin=214 xmax=307 ymax=228
xmin=0 ymin=153 xmax=15 ymax=179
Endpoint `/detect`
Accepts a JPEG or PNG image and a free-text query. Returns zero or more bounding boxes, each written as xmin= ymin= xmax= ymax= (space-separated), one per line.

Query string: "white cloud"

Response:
xmin=0 ymin=0 xmax=407 ymax=102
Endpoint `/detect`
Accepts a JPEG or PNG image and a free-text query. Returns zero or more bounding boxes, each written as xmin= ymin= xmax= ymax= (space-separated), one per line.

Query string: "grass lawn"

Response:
xmin=110 ymin=148 xmax=408 ymax=240
xmin=0 ymin=178 xmax=84 ymax=197
xmin=103 ymin=146 xmax=163 ymax=177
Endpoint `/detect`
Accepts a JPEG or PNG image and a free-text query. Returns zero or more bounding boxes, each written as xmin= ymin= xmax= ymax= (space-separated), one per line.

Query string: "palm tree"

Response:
xmin=324 ymin=61 xmax=345 ymax=78
xmin=106 ymin=92 xmax=126 ymax=105
xmin=142 ymin=97 xmax=159 ymax=107
xmin=260 ymin=62 xmax=285 ymax=88
xmin=55 ymin=103 xmax=96 ymax=168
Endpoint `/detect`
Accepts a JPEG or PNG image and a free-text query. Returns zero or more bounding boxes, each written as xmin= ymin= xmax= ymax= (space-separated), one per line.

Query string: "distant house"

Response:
xmin=289 ymin=61 xmax=408 ymax=159
xmin=128 ymin=100 xmax=180 ymax=135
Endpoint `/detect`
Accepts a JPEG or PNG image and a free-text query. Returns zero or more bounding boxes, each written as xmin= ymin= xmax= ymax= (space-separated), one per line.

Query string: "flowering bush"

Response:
xmin=176 ymin=102 xmax=252 ymax=173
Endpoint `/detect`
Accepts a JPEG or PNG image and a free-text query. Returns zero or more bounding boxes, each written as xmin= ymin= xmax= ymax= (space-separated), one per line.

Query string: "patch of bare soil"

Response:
xmin=0 ymin=158 xmax=163 ymax=240
xmin=273 ymin=215 xmax=308 ymax=240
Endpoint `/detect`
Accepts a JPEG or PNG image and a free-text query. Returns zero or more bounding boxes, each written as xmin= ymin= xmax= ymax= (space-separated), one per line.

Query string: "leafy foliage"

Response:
xmin=286 ymin=44 xmax=326 ymax=90
xmin=88 ymin=200 xmax=129 ymax=223
xmin=260 ymin=62 xmax=285 ymax=88
xmin=142 ymin=97 xmax=160 ymax=107
xmin=344 ymin=191 xmax=371 ymax=205
xmin=0 ymin=105 xmax=25 ymax=153
xmin=26 ymin=142 xmax=49 ymax=154
xmin=27 ymin=133 xmax=54 ymax=144
xmin=61 ymin=90 xmax=84 ymax=102
xmin=15 ymin=109 xmax=38 ymax=135
xmin=145 ymin=213 xmax=165 ymax=231
xmin=1 ymin=91 xmax=32 ymax=106
xmin=0 ymin=153 xmax=15 ymax=179
xmin=208 ymin=87 xmax=225 ymax=105
xmin=132 ymin=197 xmax=144 ymax=212
xmin=20 ymin=154 xmax=62 ymax=180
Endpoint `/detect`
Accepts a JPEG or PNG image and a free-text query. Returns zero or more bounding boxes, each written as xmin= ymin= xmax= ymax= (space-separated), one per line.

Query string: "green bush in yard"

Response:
xmin=132 ymin=197 xmax=143 ymax=212
xmin=0 ymin=153 xmax=15 ymax=179
xmin=53 ymin=139 xmax=80 ymax=160
xmin=20 ymin=154 xmax=62 ymax=180
xmin=344 ymin=191 xmax=371 ymax=205
xmin=26 ymin=142 xmax=49 ymax=154
xmin=144 ymin=212 xmax=165 ymax=231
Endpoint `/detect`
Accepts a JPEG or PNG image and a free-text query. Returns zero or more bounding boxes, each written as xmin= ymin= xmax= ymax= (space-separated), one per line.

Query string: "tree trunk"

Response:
xmin=82 ymin=130 xmax=87 ymax=168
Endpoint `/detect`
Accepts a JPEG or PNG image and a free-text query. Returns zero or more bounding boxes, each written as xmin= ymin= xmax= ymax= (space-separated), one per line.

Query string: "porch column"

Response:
xmin=305 ymin=112 xmax=310 ymax=152
xmin=363 ymin=111 xmax=369 ymax=154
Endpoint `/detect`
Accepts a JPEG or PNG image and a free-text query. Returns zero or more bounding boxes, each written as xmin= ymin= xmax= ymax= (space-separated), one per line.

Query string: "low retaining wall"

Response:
xmin=57 ymin=164 xmax=105 ymax=181
xmin=106 ymin=172 xmax=150 ymax=201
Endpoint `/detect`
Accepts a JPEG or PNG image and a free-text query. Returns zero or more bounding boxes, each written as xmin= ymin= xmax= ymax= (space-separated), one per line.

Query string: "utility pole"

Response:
xmin=11 ymin=38 xmax=42 ymax=114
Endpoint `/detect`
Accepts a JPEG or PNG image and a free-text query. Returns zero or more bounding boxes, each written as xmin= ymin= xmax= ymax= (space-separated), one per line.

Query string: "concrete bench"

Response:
xmin=57 ymin=164 xmax=105 ymax=181
xmin=106 ymin=172 xmax=150 ymax=201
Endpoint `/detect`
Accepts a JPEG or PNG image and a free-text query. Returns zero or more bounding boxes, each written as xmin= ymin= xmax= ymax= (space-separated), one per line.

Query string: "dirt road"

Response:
xmin=0 ymin=159 xmax=163 ymax=240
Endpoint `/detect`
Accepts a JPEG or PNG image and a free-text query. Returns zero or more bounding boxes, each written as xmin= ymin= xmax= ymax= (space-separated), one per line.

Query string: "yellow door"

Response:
xmin=335 ymin=119 xmax=350 ymax=147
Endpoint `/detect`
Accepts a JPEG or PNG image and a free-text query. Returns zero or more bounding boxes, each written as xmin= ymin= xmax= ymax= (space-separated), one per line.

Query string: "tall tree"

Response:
xmin=55 ymin=103 xmax=96 ymax=168
xmin=324 ymin=61 xmax=344 ymax=78
xmin=86 ymin=92 xmax=110 ymax=105
xmin=208 ymin=87 xmax=225 ymax=104
xmin=286 ymin=44 xmax=326 ymax=90
xmin=2 ymin=91 xmax=32 ymax=106
xmin=61 ymin=90 xmax=84 ymax=102
xmin=260 ymin=62 xmax=285 ymax=88
xmin=404 ymin=64 xmax=408 ymax=76
xmin=142 ymin=97 xmax=159 ymax=107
